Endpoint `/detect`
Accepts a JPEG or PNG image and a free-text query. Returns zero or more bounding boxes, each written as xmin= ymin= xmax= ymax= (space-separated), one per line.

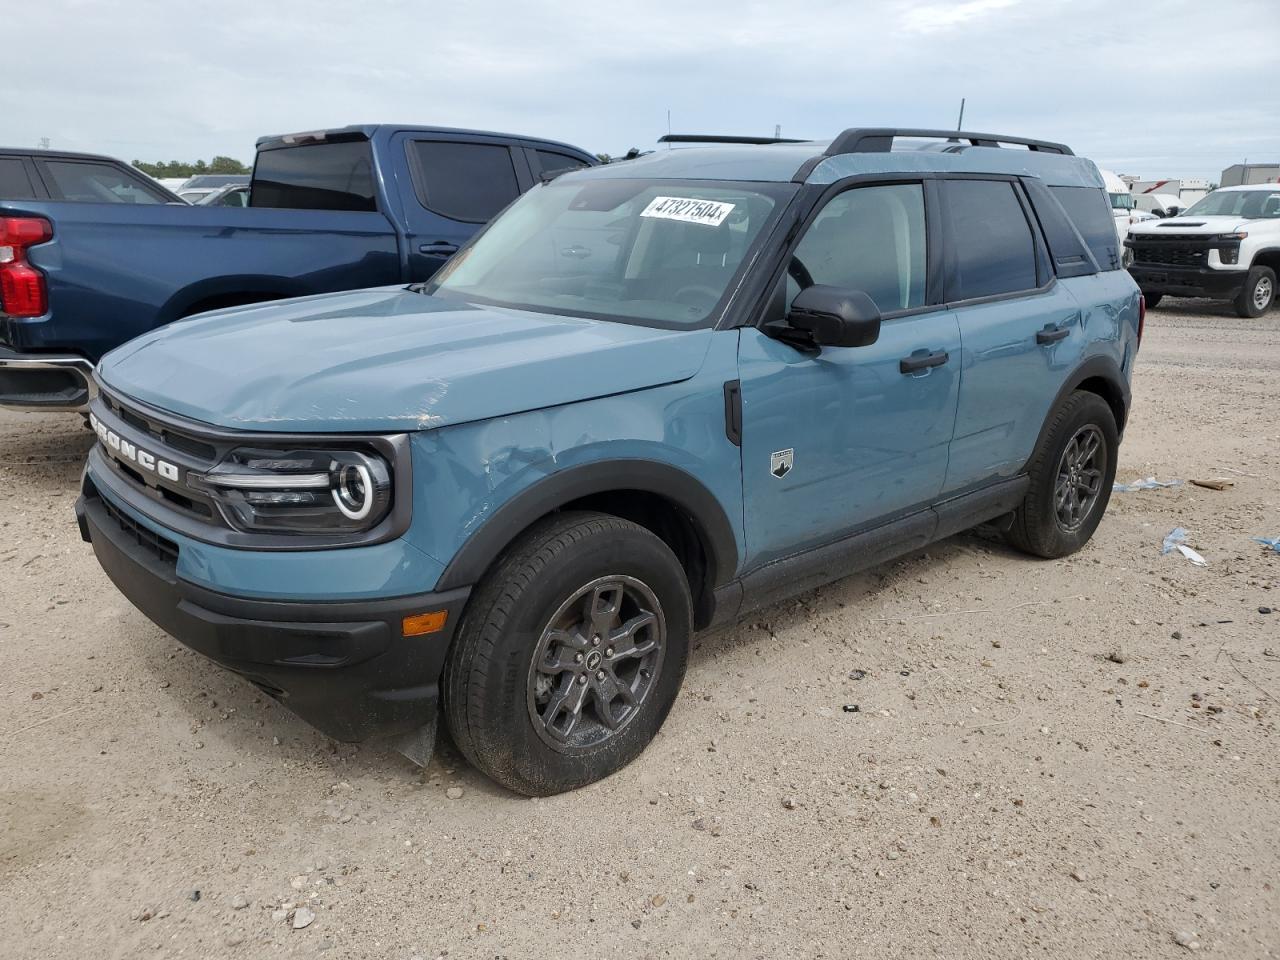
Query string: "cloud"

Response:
xmin=4 ymin=0 xmax=1277 ymax=180
xmin=901 ymin=0 xmax=1021 ymax=34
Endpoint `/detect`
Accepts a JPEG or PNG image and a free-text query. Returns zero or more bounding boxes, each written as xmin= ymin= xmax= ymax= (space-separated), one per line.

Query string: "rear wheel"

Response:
xmin=1006 ymin=391 xmax=1118 ymax=559
xmin=443 ymin=512 xmax=691 ymax=795
xmin=1234 ymin=266 xmax=1275 ymax=318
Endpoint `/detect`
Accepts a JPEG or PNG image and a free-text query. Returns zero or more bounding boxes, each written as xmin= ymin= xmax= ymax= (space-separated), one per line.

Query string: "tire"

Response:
xmin=1233 ymin=266 xmax=1276 ymax=318
xmin=1005 ymin=391 xmax=1118 ymax=559
xmin=1143 ymin=293 xmax=1163 ymax=309
xmin=442 ymin=511 xmax=692 ymax=796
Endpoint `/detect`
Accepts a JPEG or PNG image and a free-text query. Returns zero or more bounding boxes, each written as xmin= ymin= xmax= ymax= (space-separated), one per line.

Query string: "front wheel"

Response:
xmin=1005 ymin=391 xmax=1118 ymax=559
xmin=1143 ymin=292 xmax=1163 ymax=309
xmin=1234 ymin=266 xmax=1275 ymax=318
xmin=442 ymin=512 xmax=692 ymax=795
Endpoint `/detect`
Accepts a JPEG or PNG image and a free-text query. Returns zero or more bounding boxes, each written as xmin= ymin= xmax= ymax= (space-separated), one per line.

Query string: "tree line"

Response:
xmin=132 ymin=156 xmax=250 ymax=179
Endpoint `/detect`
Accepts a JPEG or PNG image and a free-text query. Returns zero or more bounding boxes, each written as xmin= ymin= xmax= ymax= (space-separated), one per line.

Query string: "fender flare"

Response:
xmin=1029 ymin=354 xmax=1131 ymax=466
xmin=434 ymin=459 xmax=740 ymax=593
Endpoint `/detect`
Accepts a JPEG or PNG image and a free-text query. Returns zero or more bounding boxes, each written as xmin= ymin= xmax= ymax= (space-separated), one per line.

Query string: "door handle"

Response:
xmin=899 ymin=349 xmax=949 ymax=374
xmin=418 ymin=241 xmax=459 ymax=256
xmin=1036 ymin=324 xmax=1070 ymax=345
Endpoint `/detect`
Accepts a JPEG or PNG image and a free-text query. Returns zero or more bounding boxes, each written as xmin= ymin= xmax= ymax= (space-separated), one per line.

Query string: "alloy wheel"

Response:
xmin=527 ymin=576 xmax=665 ymax=750
xmin=1054 ymin=424 xmax=1106 ymax=531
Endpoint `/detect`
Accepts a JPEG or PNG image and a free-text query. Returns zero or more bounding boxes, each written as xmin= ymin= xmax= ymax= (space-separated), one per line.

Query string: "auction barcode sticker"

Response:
xmin=640 ymin=196 xmax=735 ymax=227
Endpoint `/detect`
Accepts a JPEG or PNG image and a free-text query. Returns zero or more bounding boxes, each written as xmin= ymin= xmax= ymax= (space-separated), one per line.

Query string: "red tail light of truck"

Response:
xmin=0 ymin=216 xmax=54 ymax=317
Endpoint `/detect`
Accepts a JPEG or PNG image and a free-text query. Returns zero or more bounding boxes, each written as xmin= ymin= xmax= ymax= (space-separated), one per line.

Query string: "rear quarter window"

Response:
xmin=0 ymin=158 xmax=38 ymax=200
xmin=42 ymin=160 xmax=168 ymax=204
xmin=251 ymin=141 xmax=377 ymax=212
xmin=1050 ymin=186 xmax=1122 ymax=271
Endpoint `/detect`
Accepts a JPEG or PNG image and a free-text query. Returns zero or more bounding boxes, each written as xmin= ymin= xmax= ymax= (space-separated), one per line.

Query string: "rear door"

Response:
xmin=940 ymin=177 xmax=1085 ymax=493
xmin=396 ymin=134 xmax=534 ymax=280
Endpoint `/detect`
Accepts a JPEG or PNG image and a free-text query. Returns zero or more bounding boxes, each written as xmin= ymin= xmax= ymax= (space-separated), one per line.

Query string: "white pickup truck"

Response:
xmin=1125 ymin=184 xmax=1280 ymax=317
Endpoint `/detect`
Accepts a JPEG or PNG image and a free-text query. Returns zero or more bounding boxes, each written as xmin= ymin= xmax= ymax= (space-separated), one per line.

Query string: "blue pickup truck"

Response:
xmin=0 ymin=127 xmax=595 ymax=412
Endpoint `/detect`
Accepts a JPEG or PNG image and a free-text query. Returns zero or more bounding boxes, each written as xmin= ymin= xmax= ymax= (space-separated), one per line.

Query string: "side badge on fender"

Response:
xmin=770 ymin=448 xmax=794 ymax=479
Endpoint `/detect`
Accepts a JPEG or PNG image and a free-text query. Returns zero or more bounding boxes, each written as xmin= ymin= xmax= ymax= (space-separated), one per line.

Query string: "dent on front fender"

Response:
xmin=403 ymin=332 xmax=746 ymax=586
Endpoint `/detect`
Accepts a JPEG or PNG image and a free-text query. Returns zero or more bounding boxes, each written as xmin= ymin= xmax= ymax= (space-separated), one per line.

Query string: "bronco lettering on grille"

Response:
xmin=89 ymin=412 xmax=181 ymax=483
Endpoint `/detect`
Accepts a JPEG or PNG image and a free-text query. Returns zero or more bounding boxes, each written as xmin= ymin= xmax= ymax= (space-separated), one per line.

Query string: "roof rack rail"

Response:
xmin=825 ymin=128 xmax=1073 ymax=157
xmin=659 ymin=134 xmax=807 ymax=146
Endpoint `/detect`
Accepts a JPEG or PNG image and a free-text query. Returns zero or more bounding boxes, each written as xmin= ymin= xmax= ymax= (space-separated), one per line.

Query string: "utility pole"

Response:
xmin=774 ymin=124 xmax=781 ymax=139
xmin=956 ymin=98 xmax=966 ymax=131
xmin=38 ymin=136 xmax=50 ymax=150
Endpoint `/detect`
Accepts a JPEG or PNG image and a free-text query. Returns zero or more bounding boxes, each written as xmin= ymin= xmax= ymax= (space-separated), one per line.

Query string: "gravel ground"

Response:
xmin=2 ymin=302 xmax=1278 ymax=959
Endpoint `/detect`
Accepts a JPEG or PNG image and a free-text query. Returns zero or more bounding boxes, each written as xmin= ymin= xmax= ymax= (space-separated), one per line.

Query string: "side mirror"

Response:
xmin=786 ymin=285 xmax=881 ymax=348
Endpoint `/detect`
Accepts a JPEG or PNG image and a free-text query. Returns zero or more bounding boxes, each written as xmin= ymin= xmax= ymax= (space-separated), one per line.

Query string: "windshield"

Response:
xmin=1183 ymin=189 xmax=1280 ymax=219
xmin=427 ymin=178 xmax=795 ymax=328
xmin=1108 ymin=192 xmax=1134 ymax=211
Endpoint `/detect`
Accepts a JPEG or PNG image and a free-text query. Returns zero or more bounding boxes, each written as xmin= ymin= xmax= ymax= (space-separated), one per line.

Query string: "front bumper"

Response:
xmin=76 ymin=479 xmax=470 ymax=742
xmin=0 ymin=346 xmax=97 ymax=412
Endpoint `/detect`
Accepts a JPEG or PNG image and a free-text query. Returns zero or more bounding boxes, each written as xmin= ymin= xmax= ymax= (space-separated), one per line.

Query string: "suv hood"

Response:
xmin=98 ymin=288 xmax=714 ymax=432
xmin=1127 ymin=215 xmax=1252 ymax=236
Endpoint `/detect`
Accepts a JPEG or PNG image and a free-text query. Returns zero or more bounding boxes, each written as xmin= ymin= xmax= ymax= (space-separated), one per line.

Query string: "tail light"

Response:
xmin=0 ymin=217 xmax=53 ymax=317
xmin=1137 ymin=294 xmax=1145 ymax=346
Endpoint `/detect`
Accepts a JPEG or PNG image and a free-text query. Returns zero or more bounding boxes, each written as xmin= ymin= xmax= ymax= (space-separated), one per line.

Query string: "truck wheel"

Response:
xmin=1005 ymin=391 xmax=1118 ymax=559
xmin=1143 ymin=293 xmax=1162 ymax=309
xmin=1234 ymin=266 xmax=1275 ymax=318
xmin=442 ymin=511 xmax=691 ymax=796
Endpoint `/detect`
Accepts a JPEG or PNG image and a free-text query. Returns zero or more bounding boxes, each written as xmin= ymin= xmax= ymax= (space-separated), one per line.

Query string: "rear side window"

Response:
xmin=0 ymin=158 xmax=38 ymax=200
xmin=251 ymin=141 xmax=376 ymax=211
xmin=409 ymin=141 xmax=521 ymax=223
xmin=534 ymin=150 xmax=588 ymax=177
xmin=945 ymin=180 xmax=1038 ymax=299
xmin=42 ymin=160 xmax=167 ymax=204
xmin=1051 ymin=186 xmax=1121 ymax=271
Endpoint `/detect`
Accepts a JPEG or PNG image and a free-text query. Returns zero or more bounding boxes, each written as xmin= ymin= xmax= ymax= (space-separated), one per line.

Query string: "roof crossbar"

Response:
xmin=825 ymin=128 xmax=1074 ymax=157
xmin=659 ymin=134 xmax=807 ymax=146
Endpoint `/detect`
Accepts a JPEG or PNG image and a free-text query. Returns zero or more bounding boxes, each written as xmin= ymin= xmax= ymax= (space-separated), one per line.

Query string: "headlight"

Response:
xmin=190 ymin=447 xmax=393 ymax=534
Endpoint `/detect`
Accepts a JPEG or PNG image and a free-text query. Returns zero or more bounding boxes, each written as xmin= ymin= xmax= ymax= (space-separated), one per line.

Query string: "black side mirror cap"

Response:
xmin=785 ymin=285 xmax=882 ymax=348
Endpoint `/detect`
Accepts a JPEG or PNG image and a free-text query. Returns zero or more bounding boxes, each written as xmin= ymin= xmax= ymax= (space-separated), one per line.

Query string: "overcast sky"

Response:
xmin=9 ymin=0 xmax=1278 ymax=180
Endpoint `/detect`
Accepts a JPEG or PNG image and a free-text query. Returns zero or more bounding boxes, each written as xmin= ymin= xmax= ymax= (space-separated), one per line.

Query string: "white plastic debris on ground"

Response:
xmin=1161 ymin=527 xmax=1207 ymax=566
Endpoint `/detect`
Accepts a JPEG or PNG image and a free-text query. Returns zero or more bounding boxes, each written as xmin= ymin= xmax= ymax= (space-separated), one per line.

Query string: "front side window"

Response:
xmin=946 ymin=179 xmax=1039 ymax=300
xmin=409 ymin=141 xmax=521 ymax=223
xmin=535 ymin=150 xmax=588 ymax=177
xmin=1109 ymin=192 xmax=1135 ymax=211
xmin=429 ymin=178 xmax=794 ymax=328
xmin=42 ymin=161 xmax=167 ymax=204
xmin=250 ymin=141 xmax=376 ymax=211
xmin=788 ymin=183 xmax=928 ymax=314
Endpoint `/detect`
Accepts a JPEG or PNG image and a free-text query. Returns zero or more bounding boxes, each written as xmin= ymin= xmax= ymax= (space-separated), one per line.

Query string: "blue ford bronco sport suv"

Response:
xmin=76 ymin=128 xmax=1141 ymax=795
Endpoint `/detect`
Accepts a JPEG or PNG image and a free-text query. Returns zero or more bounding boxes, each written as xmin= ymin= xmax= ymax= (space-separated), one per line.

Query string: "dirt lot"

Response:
xmin=2 ymin=303 xmax=1278 ymax=959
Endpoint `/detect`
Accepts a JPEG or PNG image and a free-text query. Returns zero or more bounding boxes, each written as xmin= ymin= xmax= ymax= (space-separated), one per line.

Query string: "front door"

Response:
xmin=737 ymin=181 xmax=962 ymax=569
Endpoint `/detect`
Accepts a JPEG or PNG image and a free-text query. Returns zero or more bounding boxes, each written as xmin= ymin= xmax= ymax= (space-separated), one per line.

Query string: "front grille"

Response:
xmin=93 ymin=391 xmax=224 ymax=527
xmin=102 ymin=393 xmax=218 ymax=461
xmin=102 ymin=495 xmax=180 ymax=566
xmin=1133 ymin=244 xmax=1207 ymax=267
